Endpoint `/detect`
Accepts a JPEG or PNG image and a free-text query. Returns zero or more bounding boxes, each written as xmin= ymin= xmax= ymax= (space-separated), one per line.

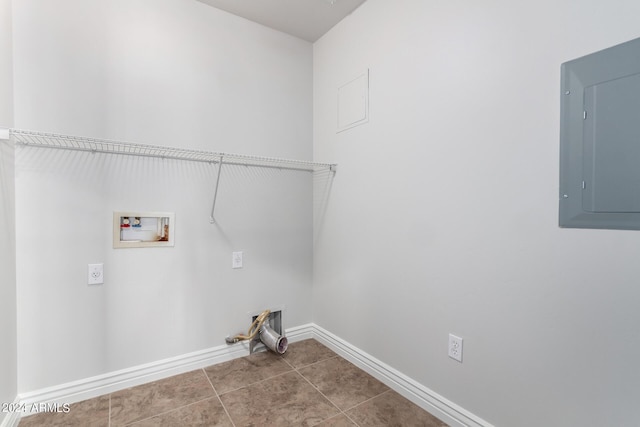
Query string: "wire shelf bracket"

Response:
xmin=10 ymin=129 xmax=337 ymax=223
xmin=210 ymin=156 xmax=223 ymax=224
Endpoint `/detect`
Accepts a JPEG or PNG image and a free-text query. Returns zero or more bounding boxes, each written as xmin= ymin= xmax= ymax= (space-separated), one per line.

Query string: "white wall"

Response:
xmin=313 ymin=1 xmax=640 ymax=426
xmin=0 ymin=0 xmax=12 ymax=126
xmin=13 ymin=0 xmax=315 ymax=392
xmin=0 ymin=0 xmax=17 ymax=422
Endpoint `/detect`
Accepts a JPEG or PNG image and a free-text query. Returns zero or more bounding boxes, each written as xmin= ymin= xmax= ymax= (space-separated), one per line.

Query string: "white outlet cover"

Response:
xmin=232 ymin=251 xmax=243 ymax=269
xmin=448 ymin=334 xmax=463 ymax=363
xmin=88 ymin=263 xmax=104 ymax=285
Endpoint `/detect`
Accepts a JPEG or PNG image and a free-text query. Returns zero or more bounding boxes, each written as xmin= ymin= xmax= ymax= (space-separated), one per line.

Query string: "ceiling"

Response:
xmin=196 ymin=0 xmax=368 ymax=42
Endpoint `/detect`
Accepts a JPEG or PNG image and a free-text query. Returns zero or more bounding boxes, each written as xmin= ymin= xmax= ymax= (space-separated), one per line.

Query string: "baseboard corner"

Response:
xmin=0 ymin=396 xmax=22 ymax=427
xmin=309 ymin=324 xmax=494 ymax=427
xmin=13 ymin=322 xmax=492 ymax=427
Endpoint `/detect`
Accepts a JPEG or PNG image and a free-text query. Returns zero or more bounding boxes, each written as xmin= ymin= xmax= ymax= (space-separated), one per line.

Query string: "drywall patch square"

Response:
xmin=337 ymin=69 xmax=369 ymax=132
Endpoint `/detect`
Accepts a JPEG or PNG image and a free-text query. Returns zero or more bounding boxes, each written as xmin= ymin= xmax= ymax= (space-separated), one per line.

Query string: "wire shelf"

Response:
xmin=10 ymin=129 xmax=336 ymax=172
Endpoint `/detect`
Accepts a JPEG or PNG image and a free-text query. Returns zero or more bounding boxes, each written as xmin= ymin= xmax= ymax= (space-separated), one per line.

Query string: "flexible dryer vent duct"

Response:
xmin=225 ymin=309 xmax=288 ymax=354
xmin=259 ymin=322 xmax=288 ymax=354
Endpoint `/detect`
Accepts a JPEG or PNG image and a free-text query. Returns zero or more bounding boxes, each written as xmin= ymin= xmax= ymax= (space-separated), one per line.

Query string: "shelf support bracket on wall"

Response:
xmin=210 ymin=156 xmax=224 ymax=224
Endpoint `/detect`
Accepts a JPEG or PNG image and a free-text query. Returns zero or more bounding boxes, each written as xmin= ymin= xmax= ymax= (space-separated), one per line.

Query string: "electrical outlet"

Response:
xmin=88 ymin=263 xmax=104 ymax=285
xmin=448 ymin=334 xmax=463 ymax=362
xmin=232 ymin=251 xmax=243 ymax=269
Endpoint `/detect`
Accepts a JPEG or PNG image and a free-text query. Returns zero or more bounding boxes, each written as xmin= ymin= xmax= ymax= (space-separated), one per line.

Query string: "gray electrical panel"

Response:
xmin=560 ymin=37 xmax=640 ymax=229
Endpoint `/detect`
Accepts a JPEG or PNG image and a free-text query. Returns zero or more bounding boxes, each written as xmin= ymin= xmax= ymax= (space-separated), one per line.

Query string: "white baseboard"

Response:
xmin=18 ymin=345 xmax=246 ymax=410
xmin=15 ymin=323 xmax=491 ymax=426
xmin=308 ymin=324 xmax=494 ymax=427
xmin=18 ymin=326 xmax=311 ymax=412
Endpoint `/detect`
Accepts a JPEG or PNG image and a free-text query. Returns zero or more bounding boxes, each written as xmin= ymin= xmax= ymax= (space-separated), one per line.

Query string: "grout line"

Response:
xmin=295 ymin=367 xmax=334 ymax=404
xmin=280 ymin=355 xmax=296 ymax=370
xmin=201 ymin=368 xmax=237 ymax=427
xmin=25 ymin=339 xmax=401 ymax=427
xmin=201 ymin=368 xmax=218 ymax=395
xmin=294 ymin=349 xmax=391 ymax=427
xmin=342 ymin=388 xmax=393 ymax=413
xmin=121 ymin=395 xmax=219 ymax=426
xmin=335 ymin=390 xmax=393 ymax=427
xmin=343 ymin=410 xmax=362 ymax=427
xmin=310 ymin=412 xmax=360 ymax=427
xmin=288 ymin=344 xmax=363 ymax=426
xmin=291 ymin=354 xmax=340 ymax=371
xmin=294 ymin=362 xmax=344 ymax=421
xmin=216 ymin=367 xmax=296 ymax=396
xmin=117 ymin=370 xmax=219 ymax=426
xmin=216 ymin=394 xmax=237 ymax=427
xmin=210 ymin=353 xmax=297 ymax=396
xmin=208 ymin=344 xmax=341 ymax=426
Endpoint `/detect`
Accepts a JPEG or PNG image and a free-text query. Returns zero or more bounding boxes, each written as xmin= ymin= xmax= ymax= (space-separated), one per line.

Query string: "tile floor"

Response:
xmin=19 ymin=339 xmax=448 ymax=426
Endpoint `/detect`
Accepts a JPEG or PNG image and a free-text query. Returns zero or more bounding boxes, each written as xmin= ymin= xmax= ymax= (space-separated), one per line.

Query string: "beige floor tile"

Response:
xmin=346 ymin=390 xmax=449 ymax=427
xmin=204 ymin=350 xmax=292 ymax=394
xmin=127 ymin=396 xmax=233 ymax=427
xmin=110 ymin=370 xmax=215 ymax=426
xmin=16 ymin=340 xmax=448 ymax=427
xmin=313 ymin=413 xmax=358 ymax=426
xmin=298 ymin=356 xmax=389 ymax=411
xmin=282 ymin=339 xmax=337 ymax=369
xmin=220 ymin=371 xmax=339 ymax=426
xmin=18 ymin=395 xmax=109 ymax=427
